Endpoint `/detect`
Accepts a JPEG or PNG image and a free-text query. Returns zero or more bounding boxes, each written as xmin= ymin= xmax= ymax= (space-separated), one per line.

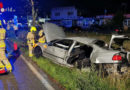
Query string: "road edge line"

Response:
xmin=21 ymin=55 xmax=55 ymax=90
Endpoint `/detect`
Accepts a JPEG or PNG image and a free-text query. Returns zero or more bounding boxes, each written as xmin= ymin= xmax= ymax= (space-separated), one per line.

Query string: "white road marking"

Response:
xmin=21 ymin=55 xmax=55 ymax=90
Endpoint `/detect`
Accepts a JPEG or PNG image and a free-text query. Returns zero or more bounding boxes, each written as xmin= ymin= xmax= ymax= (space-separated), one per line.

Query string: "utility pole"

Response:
xmin=30 ymin=0 xmax=37 ymax=26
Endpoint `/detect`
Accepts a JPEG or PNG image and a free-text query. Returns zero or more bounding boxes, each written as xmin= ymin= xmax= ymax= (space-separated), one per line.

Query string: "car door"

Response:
xmin=45 ymin=39 xmax=73 ymax=63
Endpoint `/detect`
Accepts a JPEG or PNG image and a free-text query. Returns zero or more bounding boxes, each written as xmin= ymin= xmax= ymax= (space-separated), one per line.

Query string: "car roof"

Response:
xmin=65 ymin=37 xmax=97 ymax=45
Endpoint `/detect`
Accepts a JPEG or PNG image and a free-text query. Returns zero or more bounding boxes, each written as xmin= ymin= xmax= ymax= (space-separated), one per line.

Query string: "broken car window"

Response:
xmin=53 ymin=39 xmax=73 ymax=50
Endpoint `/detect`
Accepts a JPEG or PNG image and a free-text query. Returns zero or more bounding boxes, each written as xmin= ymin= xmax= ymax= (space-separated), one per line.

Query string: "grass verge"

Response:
xmin=21 ymin=48 xmax=118 ymax=90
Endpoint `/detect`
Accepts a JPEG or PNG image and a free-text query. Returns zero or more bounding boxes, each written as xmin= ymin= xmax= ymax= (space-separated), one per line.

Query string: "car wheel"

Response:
xmin=34 ymin=46 xmax=42 ymax=58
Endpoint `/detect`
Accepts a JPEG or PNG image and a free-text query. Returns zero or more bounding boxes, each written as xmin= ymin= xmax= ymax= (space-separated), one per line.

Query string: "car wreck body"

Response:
xmin=34 ymin=23 xmax=130 ymax=74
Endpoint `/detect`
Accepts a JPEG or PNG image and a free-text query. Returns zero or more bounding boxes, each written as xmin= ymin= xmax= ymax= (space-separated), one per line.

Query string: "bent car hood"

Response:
xmin=43 ymin=23 xmax=66 ymax=42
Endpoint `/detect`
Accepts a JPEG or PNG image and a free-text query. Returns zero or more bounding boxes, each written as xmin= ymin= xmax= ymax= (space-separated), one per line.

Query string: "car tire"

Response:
xmin=34 ymin=46 xmax=42 ymax=58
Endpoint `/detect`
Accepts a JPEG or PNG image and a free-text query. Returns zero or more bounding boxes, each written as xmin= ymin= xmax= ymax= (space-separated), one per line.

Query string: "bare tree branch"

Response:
xmin=30 ymin=0 xmax=37 ymax=26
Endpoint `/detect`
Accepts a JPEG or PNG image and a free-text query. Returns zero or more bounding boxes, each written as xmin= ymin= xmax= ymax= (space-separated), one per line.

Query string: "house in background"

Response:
xmin=76 ymin=17 xmax=95 ymax=29
xmin=51 ymin=6 xmax=78 ymax=27
xmin=96 ymin=14 xmax=130 ymax=29
xmin=51 ymin=6 xmax=130 ymax=30
xmin=51 ymin=6 xmax=77 ymax=20
xmin=50 ymin=6 xmax=95 ymax=29
xmin=96 ymin=14 xmax=114 ymax=26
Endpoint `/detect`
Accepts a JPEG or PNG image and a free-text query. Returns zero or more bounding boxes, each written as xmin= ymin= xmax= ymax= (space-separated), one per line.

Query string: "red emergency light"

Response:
xmin=0 ymin=2 xmax=3 ymax=8
xmin=14 ymin=42 xmax=18 ymax=51
xmin=0 ymin=69 xmax=6 ymax=74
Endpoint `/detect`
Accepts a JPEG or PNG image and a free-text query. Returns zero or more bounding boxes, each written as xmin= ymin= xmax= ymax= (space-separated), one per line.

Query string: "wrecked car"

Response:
xmin=34 ymin=23 xmax=130 ymax=75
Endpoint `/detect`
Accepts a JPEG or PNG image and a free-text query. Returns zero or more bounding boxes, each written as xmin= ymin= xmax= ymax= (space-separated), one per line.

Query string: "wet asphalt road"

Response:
xmin=0 ymin=56 xmax=47 ymax=90
xmin=0 ymin=30 xmax=59 ymax=90
xmin=0 ymin=30 xmax=47 ymax=90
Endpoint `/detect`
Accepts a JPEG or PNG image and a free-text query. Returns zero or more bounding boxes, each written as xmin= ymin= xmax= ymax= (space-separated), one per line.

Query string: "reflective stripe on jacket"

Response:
xmin=27 ymin=32 xmax=35 ymax=44
xmin=0 ymin=41 xmax=6 ymax=48
xmin=38 ymin=36 xmax=45 ymax=43
xmin=0 ymin=28 xmax=6 ymax=40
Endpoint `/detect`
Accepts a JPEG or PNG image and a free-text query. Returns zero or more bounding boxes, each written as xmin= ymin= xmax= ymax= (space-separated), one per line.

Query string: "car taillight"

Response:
xmin=112 ymin=55 xmax=122 ymax=61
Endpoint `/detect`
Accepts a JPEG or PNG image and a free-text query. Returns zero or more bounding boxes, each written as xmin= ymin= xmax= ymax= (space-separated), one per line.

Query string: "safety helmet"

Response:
xmin=30 ymin=26 xmax=37 ymax=32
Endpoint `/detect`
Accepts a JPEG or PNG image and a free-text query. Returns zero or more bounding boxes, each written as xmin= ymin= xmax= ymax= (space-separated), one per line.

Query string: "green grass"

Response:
xmin=32 ymin=56 xmax=129 ymax=90
xmin=21 ymin=48 xmax=117 ymax=90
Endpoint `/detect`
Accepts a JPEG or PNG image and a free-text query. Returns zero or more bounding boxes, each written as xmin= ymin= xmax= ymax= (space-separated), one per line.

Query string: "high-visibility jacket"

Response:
xmin=27 ymin=32 xmax=35 ymax=44
xmin=0 ymin=28 xmax=6 ymax=40
xmin=38 ymin=30 xmax=44 ymax=37
xmin=38 ymin=36 xmax=45 ymax=43
xmin=38 ymin=30 xmax=45 ymax=43
xmin=0 ymin=40 xmax=5 ymax=48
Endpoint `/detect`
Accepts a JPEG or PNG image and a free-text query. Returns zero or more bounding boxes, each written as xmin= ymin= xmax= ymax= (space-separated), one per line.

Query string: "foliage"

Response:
xmin=28 ymin=56 xmax=117 ymax=90
xmin=111 ymin=11 xmax=125 ymax=28
xmin=23 ymin=0 xmax=39 ymax=26
xmin=96 ymin=11 xmax=125 ymax=33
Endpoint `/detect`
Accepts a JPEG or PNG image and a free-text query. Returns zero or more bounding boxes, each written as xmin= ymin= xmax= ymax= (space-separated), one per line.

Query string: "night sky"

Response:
xmin=0 ymin=0 xmax=130 ymax=17
xmin=38 ymin=0 xmax=130 ymax=16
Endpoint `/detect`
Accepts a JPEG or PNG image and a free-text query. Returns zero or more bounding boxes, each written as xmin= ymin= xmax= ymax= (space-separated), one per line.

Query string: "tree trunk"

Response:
xmin=30 ymin=0 xmax=37 ymax=26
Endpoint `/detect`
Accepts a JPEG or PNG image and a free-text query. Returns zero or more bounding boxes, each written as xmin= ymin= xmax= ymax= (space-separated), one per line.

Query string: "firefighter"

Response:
xmin=38 ymin=29 xmax=45 ymax=44
xmin=38 ymin=29 xmax=48 ymax=49
xmin=0 ymin=26 xmax=12 ymax=72
xmin=27 ymin=26 xmax=36 ymax=57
